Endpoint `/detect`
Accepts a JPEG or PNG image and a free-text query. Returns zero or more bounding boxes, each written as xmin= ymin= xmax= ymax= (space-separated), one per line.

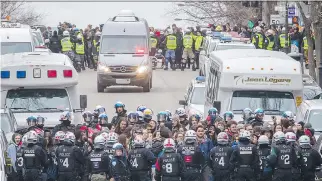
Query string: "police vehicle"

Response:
xmin=179 ymin=76 xmax=205 ymax=118
xmin=0 ymin=130 xmax=8 ymax=181
xmin=0 ymin=108 xmax=18 ymax=142
xmin=98 ymin=10 xmax=153 ymax=92
xmin=204 ymin=49 xmax=303 ymax=122
xmin=0 ymin=52 xmax=87 ymax=129
xmin=0 ymin=18 xmax=35 ymax=55
xmin=199 ymin=33 xmax=255 ymax=77
xmin=31 ymin=29 xmax=46 ymax=48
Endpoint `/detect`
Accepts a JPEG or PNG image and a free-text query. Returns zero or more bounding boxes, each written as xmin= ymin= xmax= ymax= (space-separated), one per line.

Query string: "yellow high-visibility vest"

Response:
xmin=166 ymin=35 xmax=177 ymax=50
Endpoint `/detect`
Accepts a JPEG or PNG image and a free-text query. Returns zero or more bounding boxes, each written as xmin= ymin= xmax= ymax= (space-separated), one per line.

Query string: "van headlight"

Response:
xmin=137 ymin=66 xmax=148 ymax=73
xmin=98 ymin=64 xmax=111 ymax=73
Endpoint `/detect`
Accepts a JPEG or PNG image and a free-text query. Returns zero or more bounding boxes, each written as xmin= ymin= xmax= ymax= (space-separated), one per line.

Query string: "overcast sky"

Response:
xmin=31 ymin=2 xmax=190 ymax=29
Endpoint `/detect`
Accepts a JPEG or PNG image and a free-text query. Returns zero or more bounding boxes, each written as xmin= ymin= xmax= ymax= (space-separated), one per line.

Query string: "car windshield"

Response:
xmin=33 ymin=32 xmax=44 ymax=44
xmin=216 ymin=44 xmax=255 ymax=51
xmin=231 ymin=91 xmax=296 ymax=114
xmin=190 ymin=87 xmax=205 ymax=105
xmin=308 ymin=110 xmax=322 ymax=132
xmin=101 ymin=35 xmax=147 ymax=54
xmin=1 ymin=42 xmax=32 ymax=55
xmin=1 ymin=113 xmax=12 ymax=134
xmin=6 ymin=89 xmax=70 ymax=112
xmin=303 ymin=87 xmax=322 ymax=100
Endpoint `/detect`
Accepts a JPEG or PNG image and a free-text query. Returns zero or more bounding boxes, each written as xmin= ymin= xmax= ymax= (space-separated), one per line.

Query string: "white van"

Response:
xmin=0 ymin=52 xmax=87 ymax=128
xmin=204 ymin=49 xmax=303 ymax=121
xmin=97 ymin=10 xmax=153 ymax=92
xmin=0 ymin=22 xmax=35 ymax=55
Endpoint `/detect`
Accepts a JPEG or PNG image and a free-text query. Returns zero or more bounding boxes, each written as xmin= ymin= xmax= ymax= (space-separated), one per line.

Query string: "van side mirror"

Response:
xmin=213 ymin=101 xmax=221 ymax=113
xmin=179 ymin=100 xmax=187 ymax=106
xmin=80 ymin=95 xmax=87 ymax=109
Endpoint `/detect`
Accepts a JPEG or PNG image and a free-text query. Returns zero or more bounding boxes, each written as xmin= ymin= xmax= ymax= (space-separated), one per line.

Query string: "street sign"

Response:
xmin=288 ymin=7 xmax=296 ymax=16
xmin=270 ymin=14 xmax=285 ymax=25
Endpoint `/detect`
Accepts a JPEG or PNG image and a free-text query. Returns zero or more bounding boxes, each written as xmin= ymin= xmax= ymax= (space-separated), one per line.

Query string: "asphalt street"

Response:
xmin=78 ymin=69 xmax=197 ymax=118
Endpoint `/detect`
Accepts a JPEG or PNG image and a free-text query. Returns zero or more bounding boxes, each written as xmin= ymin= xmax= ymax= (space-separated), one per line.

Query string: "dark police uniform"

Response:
xmin=269 ymin=144 xmax=298 ymax=181
xmin=110 ymin=156 xmax=131 ymax=181
xmin=56 ymin=142 xmax=85 ymax=181
xmin=209 ymin=144 xmax=234 ymax=181
xmin=88 ymin=149 xmax=110 ymax=181
xmin=230 ymin=142 xmax=259 ymax=181
xmin=128 ymin=147 xmax=156 ymax=181
xmin=52 ymin=123 xmax=76 ymax=137
xmin=257 ymin=145 xmax=272 ymax=181
xmin=16 ymin=145 xmax=25 ymax=181
xmin=155 ymin=151 xmax=186 ymax=181
xmin=178 ymin=143 xmax=204 ymax=181
xmin=104 ymin=144 xmax=115 ymax=159
xmin=22 ymin=143 xmax=47 ymax=181
xmin=299 ymin=145 xmax=322 ymax=181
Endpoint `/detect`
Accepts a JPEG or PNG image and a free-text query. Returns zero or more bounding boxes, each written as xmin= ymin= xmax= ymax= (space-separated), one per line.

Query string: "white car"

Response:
xmin=32 ymin=29 xmax=47 ymax=48
xmin=179 ymin=76 xmax=205 ymax=117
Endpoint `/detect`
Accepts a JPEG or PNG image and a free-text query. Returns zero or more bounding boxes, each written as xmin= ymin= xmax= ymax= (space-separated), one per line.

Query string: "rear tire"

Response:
xmin=97 ymin=81 xmax=105 ymax=93
xmin=143 ymin=78 xmax=151 ymax=92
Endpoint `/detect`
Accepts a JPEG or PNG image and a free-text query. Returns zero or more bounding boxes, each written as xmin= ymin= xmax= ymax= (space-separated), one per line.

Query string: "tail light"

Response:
xmin=47 ymin=70 xmax=57 ymax=78
xmin=63 ymin=70 xmax=73 ymax=77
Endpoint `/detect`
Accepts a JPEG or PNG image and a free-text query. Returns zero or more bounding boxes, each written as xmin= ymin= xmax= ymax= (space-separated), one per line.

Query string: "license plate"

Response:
xmin=116 ymin=79 xmax=130 ymax=84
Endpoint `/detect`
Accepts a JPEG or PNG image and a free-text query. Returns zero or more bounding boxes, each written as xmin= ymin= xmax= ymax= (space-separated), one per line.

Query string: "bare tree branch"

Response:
xmin=1 ymin=0 xmax=44 ymax=25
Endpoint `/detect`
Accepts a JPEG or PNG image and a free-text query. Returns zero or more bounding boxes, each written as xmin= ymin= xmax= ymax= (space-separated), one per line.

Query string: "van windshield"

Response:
xmin=231 ymin=91 xmax=296 ymax=114
xmin=6 ymin=89 xmax=70 ymax=112
xmin=1 ymin=42 xmax=32 ymax=55
xmin=101 ymin=35 xmax=147 ymax=54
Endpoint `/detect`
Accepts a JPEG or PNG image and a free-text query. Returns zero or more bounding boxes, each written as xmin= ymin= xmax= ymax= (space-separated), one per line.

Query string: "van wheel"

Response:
xmin=143 ymin=78 xmax=151 ymax=92
xmin=97 ymin=82 xmax=105 ymax=93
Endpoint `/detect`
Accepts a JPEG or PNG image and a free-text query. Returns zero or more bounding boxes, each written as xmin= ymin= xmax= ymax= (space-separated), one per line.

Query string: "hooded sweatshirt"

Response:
xmin=7 ymin=133 xmax=21 ymax=172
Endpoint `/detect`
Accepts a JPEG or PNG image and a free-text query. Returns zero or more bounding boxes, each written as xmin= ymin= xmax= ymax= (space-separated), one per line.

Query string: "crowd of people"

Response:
xmin=6 ymin=102 xmax=322 ymax=181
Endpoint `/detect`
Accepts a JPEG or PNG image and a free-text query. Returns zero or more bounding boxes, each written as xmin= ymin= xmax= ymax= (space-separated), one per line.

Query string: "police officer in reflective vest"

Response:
xmin=177 ymin=130 xmax=204 ymax=181
xmin=92 ymin=31 xmax=101 ymax=71
xmin=60 ymin=31 xmax=73 ymax=53
xmin=230 ymin=130 xmax=259 ymax=181
xmin=74 ymin=34 xmax=85 ymax=70
xmin=164 ymin=29 xmax=177 ymax=70
xmin=265 ymin=29 xmax=276 ymax=51
xmin=252 ymin=26 xmax=265 ymax=49
xmin=22 ymin=131 xmax=47 ymax=181
xmin=88 ymin=135 xmax=111 ymax=181
xmin=267 ymin=131 xmax=298 ymax=181
xmin=209 ymin=132 xmax=234 ymax=181
xmin=181 ymin=29 xmax=195 ymax=71
xmin=277 ymin=28 xmax=290 ymax=51
xmin=155 ymin=138 xmax=186 ymax=181
xmin=150 ymin=32 xmax=158 ymax=57
xmin=56 ymin=132 xmax=84 ymax=181
xmin=193 ymin=31 xmax=203 ymax=70
xmin=128 ymin=135 xmax=156 ymax=181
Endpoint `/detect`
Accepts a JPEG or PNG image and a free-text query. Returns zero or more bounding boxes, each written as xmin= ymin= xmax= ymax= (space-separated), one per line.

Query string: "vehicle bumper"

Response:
xmin=97 ymin=72 xmax=151 ymax=87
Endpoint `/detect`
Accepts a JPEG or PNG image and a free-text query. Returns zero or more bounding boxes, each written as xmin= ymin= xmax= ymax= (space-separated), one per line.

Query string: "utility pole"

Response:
xmin=284 ymin=1 xmax=290 ymax=53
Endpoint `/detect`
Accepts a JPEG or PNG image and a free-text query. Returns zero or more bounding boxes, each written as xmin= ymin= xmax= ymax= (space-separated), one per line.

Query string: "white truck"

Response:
xmin=204 ymin=49 xmax=303 ymax=121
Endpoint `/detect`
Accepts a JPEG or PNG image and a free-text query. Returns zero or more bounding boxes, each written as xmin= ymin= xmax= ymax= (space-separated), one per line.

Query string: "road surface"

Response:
xmin=78 ymin=69 xmax=197 ymax=118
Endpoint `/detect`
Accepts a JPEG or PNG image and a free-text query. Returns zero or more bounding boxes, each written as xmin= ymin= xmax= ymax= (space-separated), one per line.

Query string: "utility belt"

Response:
xmin=275 ymin=167 xmax=292 ymax=170
xmin=186 ymin=166 xmax=202 ymax=173
xmin=24 ymin=168 xmax=43 ymax=173
xmin=239 ymin=165 xmax=251 ymax=168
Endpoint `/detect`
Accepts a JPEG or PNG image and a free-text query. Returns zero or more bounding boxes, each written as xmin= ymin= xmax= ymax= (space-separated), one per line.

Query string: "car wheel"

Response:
xmin=97 ymin=81 xmax=105 ymax=93
xmin=143 ymin=78 xmax=151 ymax=92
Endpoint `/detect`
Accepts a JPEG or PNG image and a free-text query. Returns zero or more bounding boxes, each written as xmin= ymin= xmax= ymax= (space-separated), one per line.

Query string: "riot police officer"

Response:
xmin=22 ymin=131 xmax=47 ymax=181
xmin=177 ymin=130 xmax=204 ymax=181
xmin=155 ymin=138 xmax=186 ymax=181
xmin=230 ymin=130 xmax=259 ymax=181
xmin=285 ymin=131 xmax=301 ymax=181
xmin=47 ymin=131 xmax=66 ymax=181
xmin=111 ymin=102 xmax=127 ymax=126
xmin=16 ymin=134 xmax=28 ymax=181
xmin=109 ymin=143 xmax=131 ymax=181
xmin=88 ymin=135 xmax=111 ymax=181
xmin=257 ymin=135 xmax=272 ymax=181
xmin=105 ymin=132 xmax=119 ymax=159
xmin=298 ymin=135 xmax=322 ymax=181
xmin=56 ymin=132 xmax=84 ymax=181
xmin=52 ymin=111 xmax=76 ymax=137
xmin=128 ymin=135 xmax=156 ymax=181
xmin=267 ymin=131 xmax=298 ymax=181
xmin=209 ymin=132 xmax=233 ymax=181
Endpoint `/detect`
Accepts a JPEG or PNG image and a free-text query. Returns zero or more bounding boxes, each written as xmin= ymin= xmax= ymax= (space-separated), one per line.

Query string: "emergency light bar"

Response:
xmin=196 ymin=76 xmax=205 ymax=82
